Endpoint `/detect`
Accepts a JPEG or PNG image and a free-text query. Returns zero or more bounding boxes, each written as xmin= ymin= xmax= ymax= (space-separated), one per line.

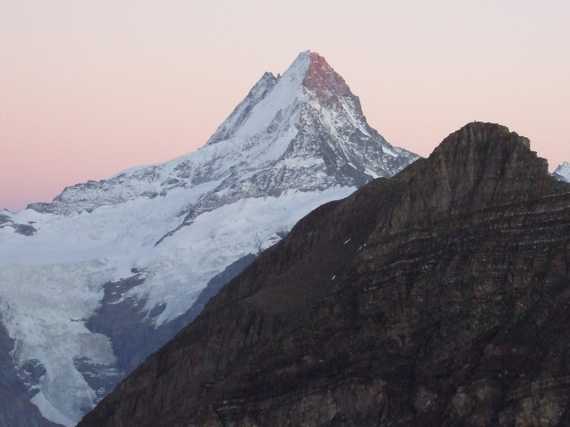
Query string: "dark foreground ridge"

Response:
xmin=80 ymin=122 xmax=570 ymax=427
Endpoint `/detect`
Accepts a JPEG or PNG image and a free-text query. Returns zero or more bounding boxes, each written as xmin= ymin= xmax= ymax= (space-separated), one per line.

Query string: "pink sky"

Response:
xmin=1 ymin=1 xmax=569 ymax=211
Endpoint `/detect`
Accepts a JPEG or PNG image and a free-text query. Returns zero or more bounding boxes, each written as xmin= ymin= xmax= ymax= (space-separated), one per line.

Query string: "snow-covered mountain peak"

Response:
xmin=302 ymin=51 xmax=352 ymax=100
xmin=554 ymin=162 xmax=570 ymax=182
xmin=1 ymin=51 xmax=418 ymax=426
xmin=209 ymin=50 xmax=356 ymax=145
xmin=25 ymin=50 xmax=414 ymax=217
xmin=220 ymin=51 xmax=310 ymax=141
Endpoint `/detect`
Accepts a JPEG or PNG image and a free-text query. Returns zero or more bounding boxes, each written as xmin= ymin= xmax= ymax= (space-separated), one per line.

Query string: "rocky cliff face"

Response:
xmin=80 ymin=122 xmax=570 ymax=427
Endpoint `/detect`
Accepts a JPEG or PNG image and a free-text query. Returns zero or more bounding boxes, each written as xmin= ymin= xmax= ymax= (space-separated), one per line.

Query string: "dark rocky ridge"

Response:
xmin=80 ymin=122 xmax=570 ymax=427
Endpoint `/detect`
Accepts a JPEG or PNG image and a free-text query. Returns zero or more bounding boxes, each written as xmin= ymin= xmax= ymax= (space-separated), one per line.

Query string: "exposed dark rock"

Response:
xmin=73 ymin=357 xmax=120 ymax=410
xmin=18 ymin=359 xmax=46 ymax=392
xmin=0 ymin=320 xmax=62 ymax=427
xmin=13 ymin=224 xmax=37 ymax=236
xmin=26 ymin=202 xmax=58 ymax=214
xmin=0 ymin=214 xmax=37 ymax=236
xmin=86 ymin=254 xmax=256 ymax=389
xmin=80 ymin=122 xmax=570 ymax=427
xmin=86 ymin=274 xmax=159 ymax=376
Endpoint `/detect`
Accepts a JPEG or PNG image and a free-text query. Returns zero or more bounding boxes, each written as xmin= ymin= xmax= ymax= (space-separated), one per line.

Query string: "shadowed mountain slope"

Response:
xmin=80 ymin=122 xmax=570 ymax=427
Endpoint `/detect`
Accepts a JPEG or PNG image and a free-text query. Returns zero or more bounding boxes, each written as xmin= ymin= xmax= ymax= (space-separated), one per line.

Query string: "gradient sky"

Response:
xmin=1 ymin=0 xmax=569 ymax=211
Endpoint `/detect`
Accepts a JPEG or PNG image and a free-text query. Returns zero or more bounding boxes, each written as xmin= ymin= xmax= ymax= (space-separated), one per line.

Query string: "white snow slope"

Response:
xmin=555 ymin=162 xmax=570 ymax=182
xmin=0 ymin=51 xmax=417 ymax=426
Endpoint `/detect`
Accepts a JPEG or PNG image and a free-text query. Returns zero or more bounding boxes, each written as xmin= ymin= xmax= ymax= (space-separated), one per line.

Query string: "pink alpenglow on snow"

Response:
xmin=1 ymin=1 xmax=569 ymax=210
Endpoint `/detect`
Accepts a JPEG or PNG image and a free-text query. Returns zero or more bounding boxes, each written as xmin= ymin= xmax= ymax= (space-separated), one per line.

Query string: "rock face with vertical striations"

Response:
xmin=80 ymin=122 xmax=570 ymax=427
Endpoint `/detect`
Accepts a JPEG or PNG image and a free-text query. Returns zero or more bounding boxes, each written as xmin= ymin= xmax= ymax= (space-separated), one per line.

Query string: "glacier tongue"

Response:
xmin=0 ymin=50 xmax=418 ymax=426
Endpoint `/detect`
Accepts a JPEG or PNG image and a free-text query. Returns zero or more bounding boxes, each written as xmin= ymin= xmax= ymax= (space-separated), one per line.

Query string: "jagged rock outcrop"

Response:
xmin=80 ymin=122 xmax=570 ymax=427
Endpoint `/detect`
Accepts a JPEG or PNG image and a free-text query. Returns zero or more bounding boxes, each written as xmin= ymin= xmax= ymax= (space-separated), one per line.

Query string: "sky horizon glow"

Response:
xmin=1 ymin=1 xmax=569 ymax=211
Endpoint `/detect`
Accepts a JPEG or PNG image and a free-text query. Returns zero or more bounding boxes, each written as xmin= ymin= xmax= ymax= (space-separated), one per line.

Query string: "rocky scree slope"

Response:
xmin=0 ymin=51 xmax=416 ymax=426
xmin=80 ymin=122 xmax=570 ymax=427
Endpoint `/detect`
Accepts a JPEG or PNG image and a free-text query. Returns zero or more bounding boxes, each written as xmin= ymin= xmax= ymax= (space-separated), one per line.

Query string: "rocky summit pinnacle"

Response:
xmin=0 ymin=51 xmax=417 ymax=426
xmin=302 ymin=51 xmax=352 ymax=99
xmin=79 ymin=122 xmax=570 ymax=427
xmin=412 ymin=122 xmax=551 ymax=212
